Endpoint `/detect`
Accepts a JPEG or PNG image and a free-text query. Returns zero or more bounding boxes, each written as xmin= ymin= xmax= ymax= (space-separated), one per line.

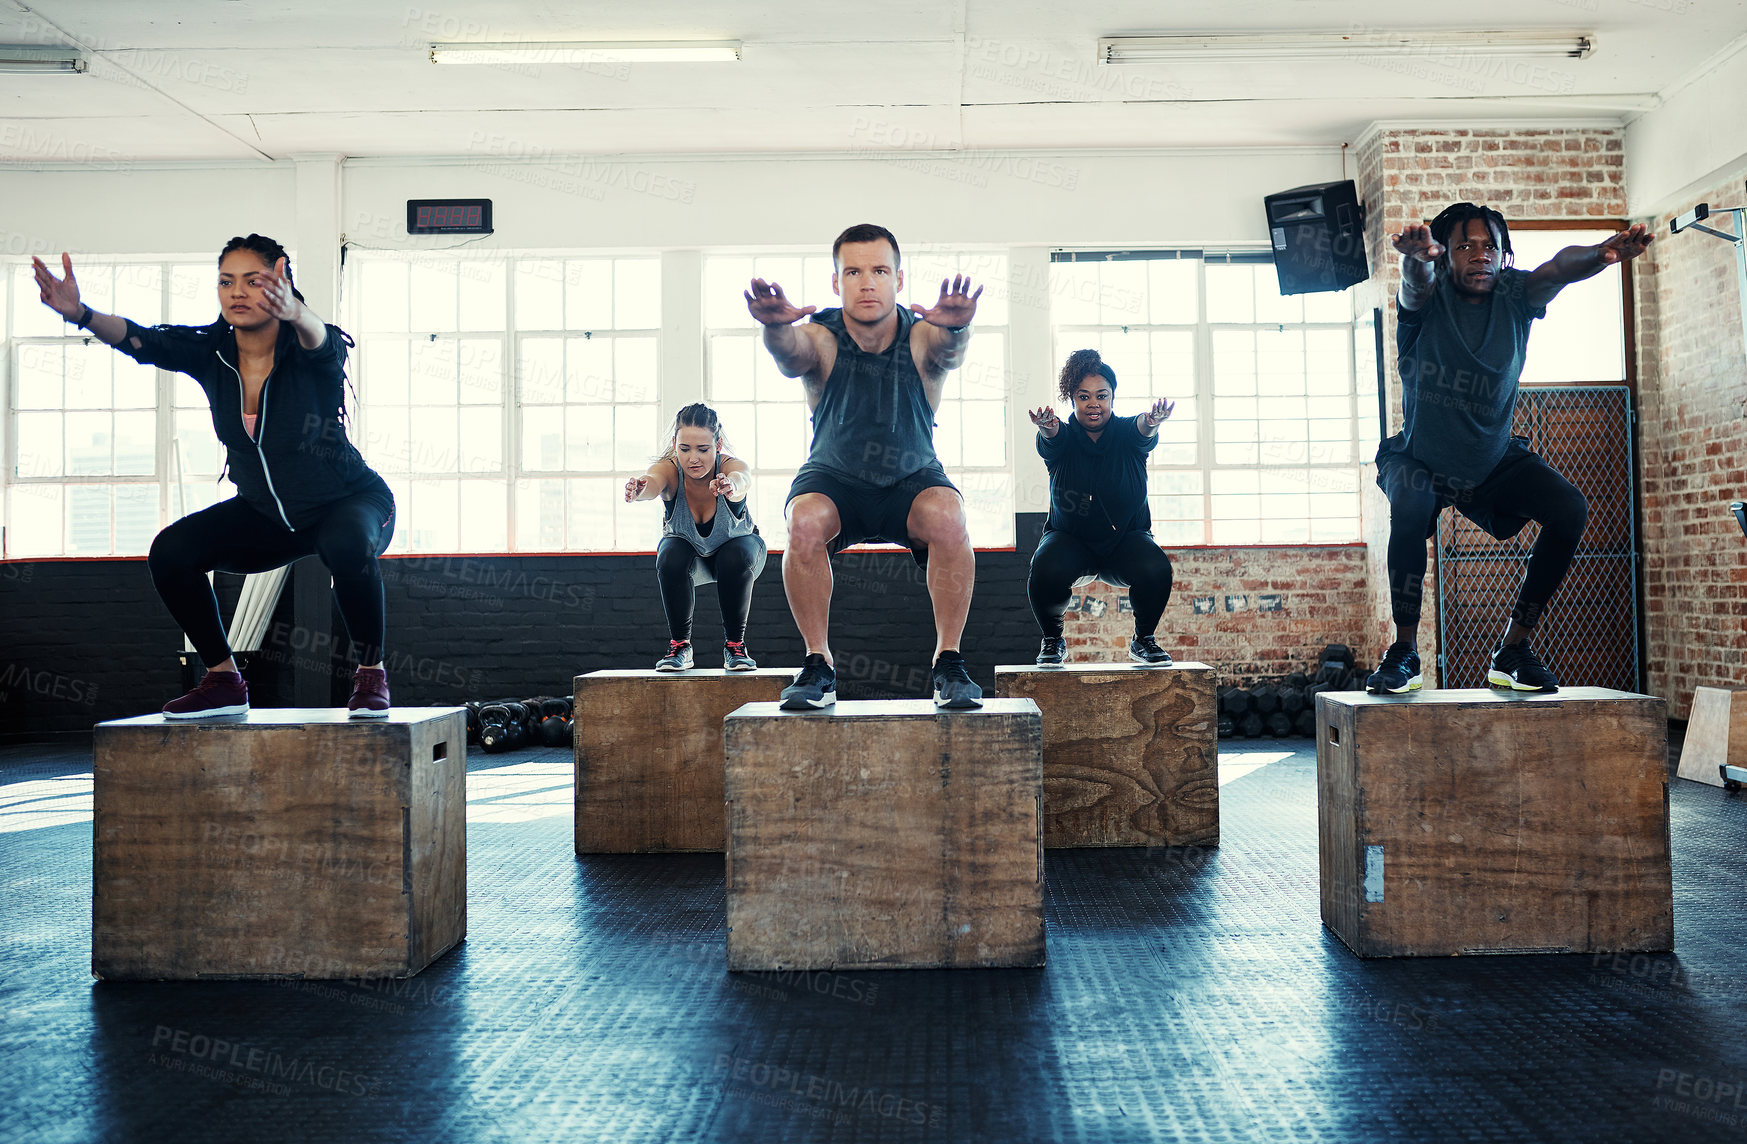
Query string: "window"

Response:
xmin=1050 ymin=253 xmax=1360 ymax=545
xmin=702 ymin=249 xmax=1012 ymax=549
xmin=5 ymin=258 xmax=217 ymax=557
xmin=1507 ymin=228 xmax=1626 ymax=384
xmin=345 ymin=253 xmax=660 ymax=553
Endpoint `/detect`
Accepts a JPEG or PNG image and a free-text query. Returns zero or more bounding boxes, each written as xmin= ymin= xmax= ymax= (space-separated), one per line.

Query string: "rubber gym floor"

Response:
xmin=4 ymin=732 xmax=1743 ymax=1144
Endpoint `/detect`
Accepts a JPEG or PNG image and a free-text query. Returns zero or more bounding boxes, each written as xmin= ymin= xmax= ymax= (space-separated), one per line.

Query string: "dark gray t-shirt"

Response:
xmin=798 ymin=306 xmax=941 ymax=488
xmin=1391 ymin=266 xmax=1546 ymax=488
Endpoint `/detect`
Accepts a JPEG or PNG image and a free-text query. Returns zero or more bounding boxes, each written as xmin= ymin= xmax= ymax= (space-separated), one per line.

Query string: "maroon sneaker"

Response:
xmin=162 ymin=670 xmax=248 ymax=720
xmin=348 ymin=667 xmax=391 ymax=719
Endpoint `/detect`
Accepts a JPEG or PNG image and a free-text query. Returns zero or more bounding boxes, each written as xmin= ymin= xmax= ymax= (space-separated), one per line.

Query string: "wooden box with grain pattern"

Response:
xmin=1316 ymin=688 xmax=1671 ymax=958
xmin=724 ymin=699 xmax=1044 ymax=971
xmin=92 ymin=708 xmax=467 ymax=980
xmin=995 ymin=662 xmax=1217 ymax=848
xmin=573 ymin=669 xmax=790 ymax=853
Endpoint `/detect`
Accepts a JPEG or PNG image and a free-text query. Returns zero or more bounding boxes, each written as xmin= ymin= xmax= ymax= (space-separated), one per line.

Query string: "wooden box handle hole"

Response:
xmin=433 ymin=741 xmax=448 ymax=761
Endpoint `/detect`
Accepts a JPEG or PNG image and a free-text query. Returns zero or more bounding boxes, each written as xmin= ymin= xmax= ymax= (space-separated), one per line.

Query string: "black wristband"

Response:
xmin=74 ymin=304 xmax=94 ymax=329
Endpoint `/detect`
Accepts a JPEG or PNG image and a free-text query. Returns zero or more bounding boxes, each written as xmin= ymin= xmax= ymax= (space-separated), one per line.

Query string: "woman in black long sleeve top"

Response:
xmin=32 ymin=234 xmax=395 ymax=719
xmin=1027 ymin=348 xmax=1177 ymax=667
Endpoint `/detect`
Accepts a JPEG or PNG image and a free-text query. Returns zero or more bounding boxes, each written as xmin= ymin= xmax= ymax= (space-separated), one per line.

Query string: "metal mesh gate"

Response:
xmin=1434 ymin=385 xmax=1640 ymax=691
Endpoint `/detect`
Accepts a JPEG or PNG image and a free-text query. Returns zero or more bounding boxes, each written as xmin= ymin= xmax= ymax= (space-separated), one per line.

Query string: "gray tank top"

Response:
xmin=661 ymin=456 xmax=756 ymax=556
xmin=802 ymin=306 xmax=940 ymax=487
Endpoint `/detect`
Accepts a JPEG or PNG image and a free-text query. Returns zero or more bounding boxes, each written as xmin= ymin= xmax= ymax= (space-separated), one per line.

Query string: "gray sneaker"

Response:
xmin=723 ymin=640 xmax=757 ymax=672
xmin=1036 ymin=637 xmax=1066 ymax=667
xmin=1128 ymin=635 xmax=1173 ymax=666
xmin=655 ymin=641 xmax=693 ymax=672
xmin=779 ymin=654 xmax=836 ymax=709
xmin=931 ymin=651 xmax=984 ymax=709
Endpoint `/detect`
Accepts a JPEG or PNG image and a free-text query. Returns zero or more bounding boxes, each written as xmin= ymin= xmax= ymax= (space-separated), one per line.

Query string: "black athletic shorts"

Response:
xmin=1374 ymin=433 xmax=1552 ymax=542
xmin=786 ymin=462 xmax=960 ymax=568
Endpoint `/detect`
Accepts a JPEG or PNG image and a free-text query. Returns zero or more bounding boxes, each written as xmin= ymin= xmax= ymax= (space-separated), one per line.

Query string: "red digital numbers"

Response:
xmin=412 ymin=201 xmax=485 ymax=231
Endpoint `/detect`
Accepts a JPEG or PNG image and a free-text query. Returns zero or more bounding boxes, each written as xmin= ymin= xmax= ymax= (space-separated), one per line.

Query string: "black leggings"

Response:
xmin=147 ymin=492 xmax=396 ymax=669
xmin=655 ymin=534 xmax=767 ymax=644
xmin=1383 ymin=452 xmax=1588 ymax=630
xmin=1028 ymin=530 xmax=1174 ymax=639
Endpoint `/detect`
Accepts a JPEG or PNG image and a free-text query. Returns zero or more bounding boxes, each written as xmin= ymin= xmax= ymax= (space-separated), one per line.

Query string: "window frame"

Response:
xmin=1049 ymin=249 xmax=1364 ymax=547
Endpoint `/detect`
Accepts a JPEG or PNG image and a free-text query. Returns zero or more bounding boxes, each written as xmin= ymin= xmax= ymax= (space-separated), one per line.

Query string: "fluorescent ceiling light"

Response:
xmin=1098 ymin=32 xmax=1594 ymax=64
xmin=430 ymin=41 xmax=740 ymax=65
xmin=0 ymin=47 xmax=87 ymax=74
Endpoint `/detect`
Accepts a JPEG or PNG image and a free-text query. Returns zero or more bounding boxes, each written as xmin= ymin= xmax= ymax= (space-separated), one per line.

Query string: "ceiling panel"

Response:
xmin=0 ymin=0 xmax=1739 ymax=160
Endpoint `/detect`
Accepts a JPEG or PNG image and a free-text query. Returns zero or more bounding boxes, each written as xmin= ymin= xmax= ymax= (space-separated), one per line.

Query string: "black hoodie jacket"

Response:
xmin=1037 ymin=412 xmax=1158 ymax=553
xmin=116 ymin=317 xmax=387 ymax=531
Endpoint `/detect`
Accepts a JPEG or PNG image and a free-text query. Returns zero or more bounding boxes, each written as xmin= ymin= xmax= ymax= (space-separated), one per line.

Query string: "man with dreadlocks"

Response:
xmin=1366 ymin=203 xmax=1651 ymax=695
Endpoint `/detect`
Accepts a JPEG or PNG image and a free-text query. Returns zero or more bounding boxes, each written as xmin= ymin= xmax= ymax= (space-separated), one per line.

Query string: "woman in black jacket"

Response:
xmin=1028 ymin=348 xmax=1176 ymax=668
xmin=32 ymin=235 xmax=396 ymax=718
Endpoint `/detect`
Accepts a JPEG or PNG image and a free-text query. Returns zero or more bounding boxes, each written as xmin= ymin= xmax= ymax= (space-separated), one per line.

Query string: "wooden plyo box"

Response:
xmin=1317 ymin=688 xmax=1672 ymax=958
xmin=574 ymin=669 xmax=790 ymax=853
xmin=724 ymin=699 xmax=1044 ymax=971
xmin=995 ymin=662 xmax=1217 ymax=848
xmin=1676 ymin=686 xmax=1747 ymax=788
xmin=92 ymin=708 xmax=467 ymax=980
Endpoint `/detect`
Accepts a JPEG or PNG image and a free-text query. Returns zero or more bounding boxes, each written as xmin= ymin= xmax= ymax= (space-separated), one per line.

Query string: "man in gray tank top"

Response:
xmin=1366 ymin=202 xmax=1652 ymax=696
xmin=745 ymin=223 xmax=984 ymax=710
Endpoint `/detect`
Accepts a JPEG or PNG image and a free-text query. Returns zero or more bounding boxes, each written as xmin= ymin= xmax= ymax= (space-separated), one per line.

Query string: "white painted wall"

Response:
xmin=1626 ymin=41 xmax=1747 ymax=218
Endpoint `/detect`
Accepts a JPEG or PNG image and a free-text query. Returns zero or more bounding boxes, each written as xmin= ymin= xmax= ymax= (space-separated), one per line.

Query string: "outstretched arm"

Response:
xmin=32 ymin=253 xmax=126 ymax=345
xmin=1136 ymin=396 xmax=1176 ymax=438
xmin=746 ymin=278 xmax=823 ymax=379
xmin=1525 ymin=224 xmax=1653 ymax=309
xmin=912 ymin=274 xmax=982 ymax=373
xmin=624 ymin=461 xmax=678 ymax=503
xmin=259 ymin=256 xmax=329 ymax=350
xmin=1391 ymin=225 xmax=1441 ymax=313
xmin=710 ymin=457 xmax=752 ymax=503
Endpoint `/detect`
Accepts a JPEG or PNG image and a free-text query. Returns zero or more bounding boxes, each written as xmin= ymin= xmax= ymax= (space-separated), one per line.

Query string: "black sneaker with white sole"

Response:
xmin=931 ymin=651 xmax=983 ymax=709
xmin=1364 ymin=643 xmax=1423 ymax=695
xmin=655 ymin=640 xmax=693 ymax=672
xmin=1128 ymin=635 xmax=1173 ymax=666
xmin=1036 ymin=636 xmax=1066 ymax=667
xmin=1488 ymin=640 xmax=1559 ymax=692
xmin=723 ymin=640 xmax=757 ymax=671
xmin=780 ymin=653 xmax=836 ymax=709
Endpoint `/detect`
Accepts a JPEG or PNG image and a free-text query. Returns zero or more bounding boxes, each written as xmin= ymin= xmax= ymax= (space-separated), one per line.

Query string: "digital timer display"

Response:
xmin=406 ymin=199 xmax=493 ymax=235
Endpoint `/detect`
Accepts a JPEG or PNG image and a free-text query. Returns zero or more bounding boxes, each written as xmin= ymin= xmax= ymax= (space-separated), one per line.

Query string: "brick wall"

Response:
xmin=1633 ymin=161 xmax=1747 ymax=718
xmin=1062 ymin=545 xmax=1372 ymax=685
xmin=1351 ymin=126 xmax=1629 ymax=684
xmin=0 ymin=531 xmax=1044 ymax=739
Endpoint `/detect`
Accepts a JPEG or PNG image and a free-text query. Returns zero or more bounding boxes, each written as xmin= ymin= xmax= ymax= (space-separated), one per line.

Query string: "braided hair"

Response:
xmin=218 ymin=233 xmax=305 ymax=303
xmin=1426 ymin=202 xmax=1514 ymax=275
xmin=218 ymin=233 xmax=357 ymax=426
xmin=659 ymin=402 xmax=738 ymax=464
xmin=1057 ymin=347 xmax=1117 ymax=405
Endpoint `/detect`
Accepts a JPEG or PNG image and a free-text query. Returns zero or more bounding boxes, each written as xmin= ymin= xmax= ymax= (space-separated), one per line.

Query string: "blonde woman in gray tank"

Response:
xmin=624 ymin=404 xmax=767 ymax=672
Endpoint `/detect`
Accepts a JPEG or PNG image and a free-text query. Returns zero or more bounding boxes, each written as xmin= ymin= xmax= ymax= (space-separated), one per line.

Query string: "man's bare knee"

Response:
xmin=785 ymin=495 xmax=840 ymax=554
xmin=909 ymin=493 xmax=968 ymax=549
